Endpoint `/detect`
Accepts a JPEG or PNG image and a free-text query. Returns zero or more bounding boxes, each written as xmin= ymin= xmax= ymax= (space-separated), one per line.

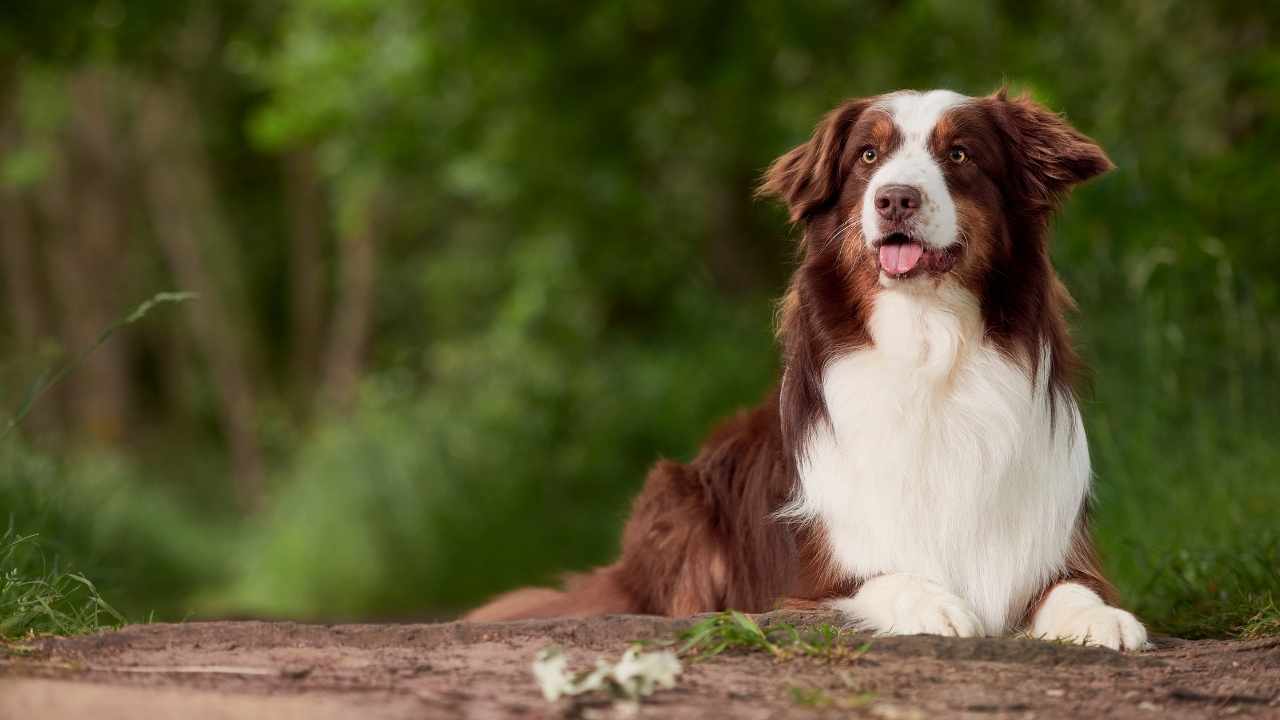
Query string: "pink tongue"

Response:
xmin=879 ymin=241 xmax=924 ymax=275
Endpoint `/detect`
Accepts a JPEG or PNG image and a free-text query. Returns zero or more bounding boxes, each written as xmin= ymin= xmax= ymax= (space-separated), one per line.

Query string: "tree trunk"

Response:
xmin=33 ymin=70 xmax=134 ymax=443
xmin=0 ymin=180 xmax=61 ymax=438
xmin=134 ymin=79 xmax=265 ymax=510
xmin=0 ymin=187 xmax=46 ymax=355
xmin=284 ymin=148 xmax=328 ymax=412
xmin=320 ymin=189 xmax=380 ymax=414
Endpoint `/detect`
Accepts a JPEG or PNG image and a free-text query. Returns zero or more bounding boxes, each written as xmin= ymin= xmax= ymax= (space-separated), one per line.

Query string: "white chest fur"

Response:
xmin=785 ymin=283 xmax=1090 ymax=634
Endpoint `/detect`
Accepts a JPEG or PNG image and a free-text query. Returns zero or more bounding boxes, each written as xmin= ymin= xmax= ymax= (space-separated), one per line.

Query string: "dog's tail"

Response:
xmin=462 ymin=564 xmax=639 ymax=622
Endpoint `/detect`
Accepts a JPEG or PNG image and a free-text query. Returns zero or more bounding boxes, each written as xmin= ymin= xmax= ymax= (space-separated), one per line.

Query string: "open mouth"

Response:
xmin=873 ymin=233 xmax=959 ymax=279
xmin=875 ymin=233 xmax=927 ymax=277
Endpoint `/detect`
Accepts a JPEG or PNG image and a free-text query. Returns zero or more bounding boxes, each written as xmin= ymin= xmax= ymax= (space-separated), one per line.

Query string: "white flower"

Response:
xmin=575 ymin=659 xmax=613 ymax=694
xmin=611 ymin=647 xmax=682 ymax=698
xmin=531 ymin=648 xmax=573 ymax=701
xmin=531 ymin=645 xmax=683 ymax=703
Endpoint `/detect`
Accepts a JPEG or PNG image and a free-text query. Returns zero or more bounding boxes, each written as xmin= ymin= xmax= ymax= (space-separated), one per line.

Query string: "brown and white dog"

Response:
xmin=466 ymin=89 xmax=1148 ymax=651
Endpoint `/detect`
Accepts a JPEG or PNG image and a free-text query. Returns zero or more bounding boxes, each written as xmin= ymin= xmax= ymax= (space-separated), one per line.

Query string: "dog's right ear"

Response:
xmin=757 ymin=99 xmax=870 ymax=223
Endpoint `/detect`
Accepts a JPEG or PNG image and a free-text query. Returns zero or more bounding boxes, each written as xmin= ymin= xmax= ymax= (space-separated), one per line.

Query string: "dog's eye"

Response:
xmin=948 ymin=147 xmax=968 ymax=164
xmin=861 ymin=148 xmax=878 ymax=164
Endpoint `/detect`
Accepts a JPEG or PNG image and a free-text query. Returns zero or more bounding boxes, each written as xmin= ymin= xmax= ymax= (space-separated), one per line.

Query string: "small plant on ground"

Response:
xmin=788 ymin=686 xmax=830 ymax=706
xmin=1239 ymin=595 xmax=1280 ymax=640
xmin=788 ymin=685 xmax=878 ymax=709
xmin=0 ymin=528 xmax=124 ymax=641
xmin=677 ymin=610 xmax=871 ymax=662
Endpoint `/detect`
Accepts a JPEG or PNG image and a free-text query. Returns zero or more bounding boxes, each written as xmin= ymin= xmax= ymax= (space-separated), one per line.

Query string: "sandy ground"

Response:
xmin=1 ymin=610 xmax=1278 ymax=719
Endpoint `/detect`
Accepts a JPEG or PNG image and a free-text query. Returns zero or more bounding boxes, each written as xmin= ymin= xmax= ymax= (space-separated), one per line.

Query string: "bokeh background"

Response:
xmin=1 ymin=1 xmax=1277 ymax=638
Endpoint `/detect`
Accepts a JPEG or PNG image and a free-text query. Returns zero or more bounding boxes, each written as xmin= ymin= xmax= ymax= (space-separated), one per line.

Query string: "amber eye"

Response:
xmin=948 ymin=147 xmax=968 ymax=164
xmin=861 ymin=147 xmax=878 ymax=164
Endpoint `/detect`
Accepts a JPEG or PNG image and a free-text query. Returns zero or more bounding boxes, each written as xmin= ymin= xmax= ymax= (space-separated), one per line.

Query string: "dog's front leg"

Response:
xmin=830 ymin=573 xmax=984 ymax=637
xmin=1028 ymin=582 xmax=1148 ymax=651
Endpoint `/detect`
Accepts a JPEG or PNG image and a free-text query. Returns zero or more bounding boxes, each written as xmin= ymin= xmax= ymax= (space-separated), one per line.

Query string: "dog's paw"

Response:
xmin=831 ymin=573 xmax=984 ymax=638
xmin=1031 ymin=583 xmax=1148 ymax=651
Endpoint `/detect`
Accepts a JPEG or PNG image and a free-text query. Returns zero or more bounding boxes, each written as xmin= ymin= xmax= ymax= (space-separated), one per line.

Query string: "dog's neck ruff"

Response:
xmin=782 ymin=283 xmax=1090 ymax=634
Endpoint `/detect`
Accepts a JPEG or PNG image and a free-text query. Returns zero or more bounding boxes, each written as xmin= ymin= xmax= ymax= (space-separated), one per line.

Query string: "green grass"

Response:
xmin=676 ymin=611 xmax=879 ymax=707
xmin=0 ymin=527 xmax=123 ymax=641
xmin=788 ymin=686 xmax=831 ymax=707
xmin=677 ymin=611 xmax=870 ymax=662
xmin=787 ymin=686 xmax=878 ymax=709
xmin=1240 ymin=598 xmax=1280 ymax=640
xmin=1118 ymin=533 xmax=1280 ymax=640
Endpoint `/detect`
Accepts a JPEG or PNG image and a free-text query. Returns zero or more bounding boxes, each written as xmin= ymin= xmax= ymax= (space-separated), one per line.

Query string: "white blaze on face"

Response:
xmin=860 ymin=90 xmax=969 ymax=252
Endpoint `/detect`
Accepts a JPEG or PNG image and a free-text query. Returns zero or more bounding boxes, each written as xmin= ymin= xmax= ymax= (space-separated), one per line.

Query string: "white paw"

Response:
xmin=1031 ymin=583 xmax=1148 ymax=651
xmin=831 ymin=573 xmax=984 ymax=638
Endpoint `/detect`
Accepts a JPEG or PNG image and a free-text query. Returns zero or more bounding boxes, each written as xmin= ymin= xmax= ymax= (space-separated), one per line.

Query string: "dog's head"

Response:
xmin=760 ymin=89 xmax=1111 ymax=289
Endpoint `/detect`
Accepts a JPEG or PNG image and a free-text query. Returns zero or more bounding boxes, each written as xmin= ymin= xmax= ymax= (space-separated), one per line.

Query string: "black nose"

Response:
xmin=875 ymin=185 xmax=922 ymax=222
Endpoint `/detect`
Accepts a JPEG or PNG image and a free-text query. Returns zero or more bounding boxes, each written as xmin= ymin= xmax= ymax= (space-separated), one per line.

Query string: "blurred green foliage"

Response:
xmin=0 ymin=1 xmax=1277 ymax=635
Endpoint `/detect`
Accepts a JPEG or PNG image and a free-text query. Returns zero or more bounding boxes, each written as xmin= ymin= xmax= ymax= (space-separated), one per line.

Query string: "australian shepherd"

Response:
xmin=466 ymin=88 xmax=1148 ymax=651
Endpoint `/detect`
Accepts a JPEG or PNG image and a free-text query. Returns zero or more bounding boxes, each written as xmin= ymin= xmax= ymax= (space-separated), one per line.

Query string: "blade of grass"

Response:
xmin=1 ymin=529 xmax=125 ymax=639
xmin=1 ymin=291 xmax=196 ymax=442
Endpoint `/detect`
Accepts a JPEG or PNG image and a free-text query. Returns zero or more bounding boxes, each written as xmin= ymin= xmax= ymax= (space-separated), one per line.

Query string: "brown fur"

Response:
xmin=465 ymin=89 xmax=1125 ymax=625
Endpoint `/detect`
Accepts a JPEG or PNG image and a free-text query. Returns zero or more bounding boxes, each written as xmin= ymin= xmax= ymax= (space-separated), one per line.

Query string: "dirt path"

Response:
xmin=2 ymin=611 xmax=1278 ymax=719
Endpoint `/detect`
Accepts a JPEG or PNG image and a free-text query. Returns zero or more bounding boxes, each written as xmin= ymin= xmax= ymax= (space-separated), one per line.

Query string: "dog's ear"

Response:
xmin=758 ymin=99 xmax=870 ymax=223
xmin=988 ymin=89 xmax=1113 ymax=213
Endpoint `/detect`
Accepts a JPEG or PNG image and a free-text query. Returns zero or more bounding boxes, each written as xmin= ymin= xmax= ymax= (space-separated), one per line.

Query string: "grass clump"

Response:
xmin=1240 ymin=597 xmax=1280 ymax=640
xmin=1 ymin=527 xmax=123 ymax=641
xmin=788 ymin=686 xmax=830 ymax=707
xmin=788 ymin=685 xmax=877 ymax=709
xmin=1124 ymin=533 xmax=1280 ymax=639
xmin=677 ymin=610 xmax=870 ymax=662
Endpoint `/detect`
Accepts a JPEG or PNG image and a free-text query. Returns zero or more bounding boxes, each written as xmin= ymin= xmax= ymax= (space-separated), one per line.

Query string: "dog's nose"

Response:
xmin=875 ymin=185 xmax=922 ymax=222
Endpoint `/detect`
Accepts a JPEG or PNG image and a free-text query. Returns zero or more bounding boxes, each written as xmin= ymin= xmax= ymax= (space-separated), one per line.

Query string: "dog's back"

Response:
xmin=465 ymin=393 xmax=827 ymax=621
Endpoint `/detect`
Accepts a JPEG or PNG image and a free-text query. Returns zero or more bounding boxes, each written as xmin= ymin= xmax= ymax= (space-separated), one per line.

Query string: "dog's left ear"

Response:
xmin=989 ymin=89 xmax=1113 ymax=213
xmin=758 ymin=99 xmax=870 ymax=223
